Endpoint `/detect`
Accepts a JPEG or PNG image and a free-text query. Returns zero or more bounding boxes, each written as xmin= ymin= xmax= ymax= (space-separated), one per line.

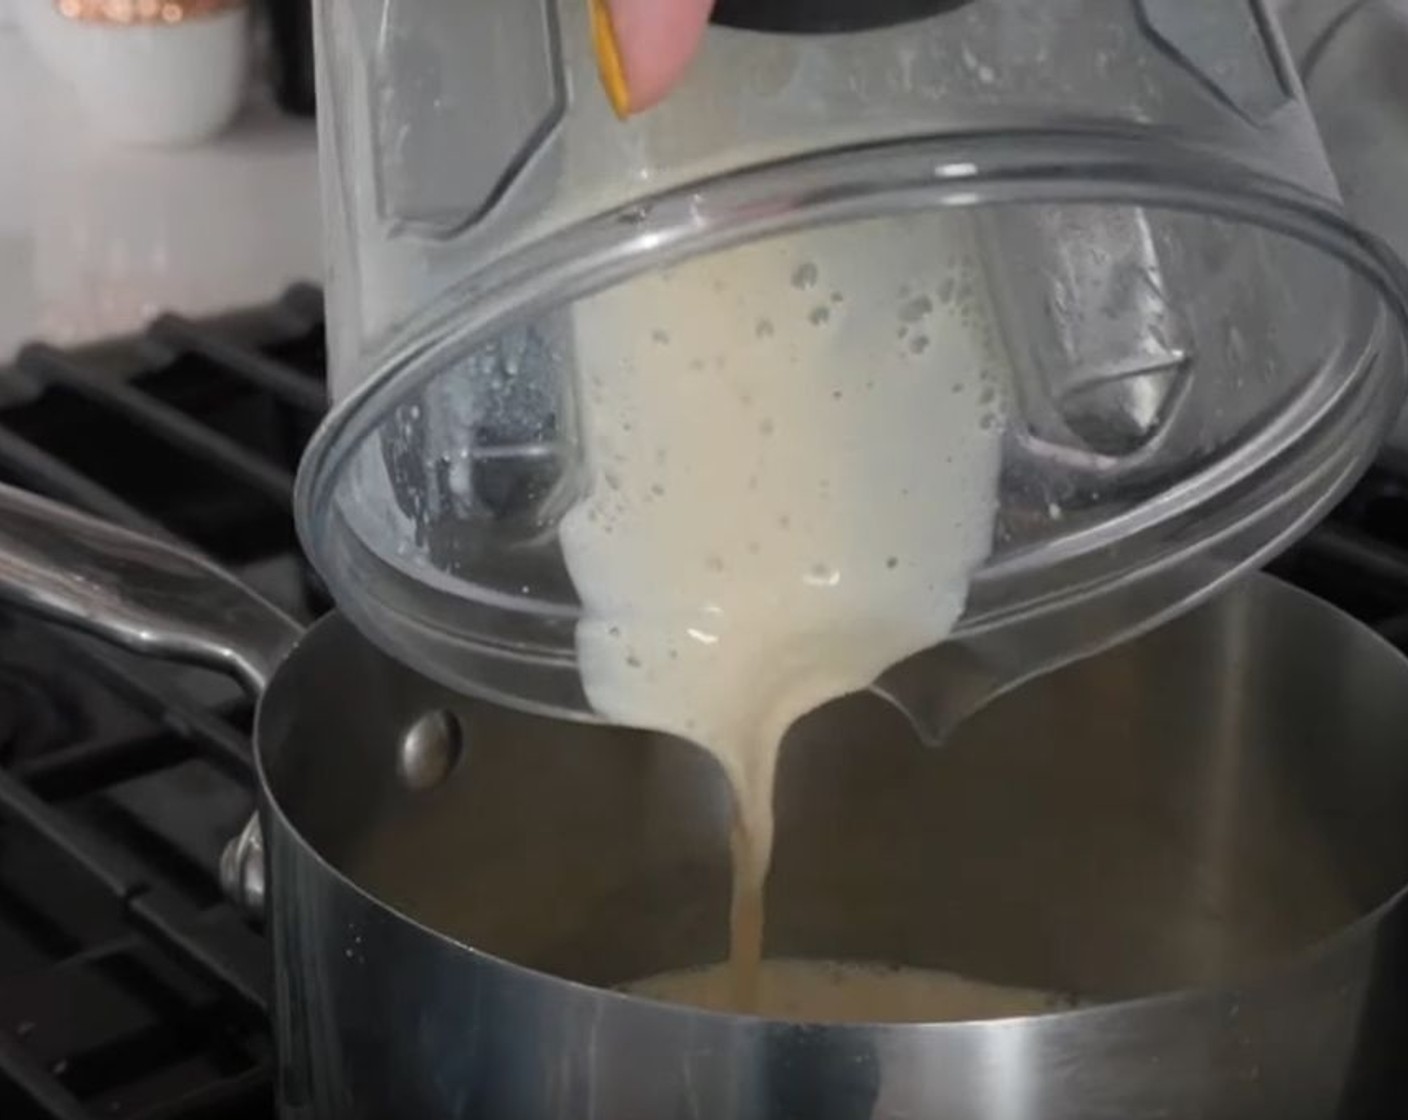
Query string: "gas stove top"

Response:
xmin=0 ymin=289 xmax=326 ymax=1119
xmin=1 ymin=291 xmax=1407 ymax=1118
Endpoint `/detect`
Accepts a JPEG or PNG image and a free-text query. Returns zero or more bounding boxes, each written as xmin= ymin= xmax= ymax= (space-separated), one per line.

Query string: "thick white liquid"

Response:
xmin=560 ymin=214 xmax=1006 ymax=1007
xmin=621 ymin=959 xmax=1078 ymax=1023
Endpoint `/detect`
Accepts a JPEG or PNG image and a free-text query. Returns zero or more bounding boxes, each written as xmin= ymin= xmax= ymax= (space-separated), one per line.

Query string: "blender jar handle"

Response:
xmin=0 ymin=481 xmax=301 ymax=695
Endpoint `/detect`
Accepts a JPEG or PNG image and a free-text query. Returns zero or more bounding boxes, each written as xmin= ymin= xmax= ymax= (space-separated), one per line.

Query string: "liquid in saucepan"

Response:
xmin=621 ymin=959 xmax=1081 ymax=1023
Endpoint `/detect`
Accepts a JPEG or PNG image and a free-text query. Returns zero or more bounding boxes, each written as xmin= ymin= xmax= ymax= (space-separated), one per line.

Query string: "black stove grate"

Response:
xmin=0 ymin=286 xmax=327 ymax=1120
xmin=0 ymin=288 xmax=1408 ymax=1118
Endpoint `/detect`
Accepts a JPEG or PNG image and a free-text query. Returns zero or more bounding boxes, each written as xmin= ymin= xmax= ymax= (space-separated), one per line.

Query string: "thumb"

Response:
xmin=591 ymin=0 xmax=715 ymax=117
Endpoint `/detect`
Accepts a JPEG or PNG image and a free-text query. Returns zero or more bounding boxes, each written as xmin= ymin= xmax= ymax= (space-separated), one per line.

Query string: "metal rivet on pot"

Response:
xmin=219 ymin=815 xmax=266 ymax=918
xmin=397 ymin=710 xmax=464 ymax=792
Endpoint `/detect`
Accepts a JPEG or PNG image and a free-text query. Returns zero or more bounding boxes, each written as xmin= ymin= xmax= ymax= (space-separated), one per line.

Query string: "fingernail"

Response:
xmin=590 ymin=0 xmax=632 ymax=118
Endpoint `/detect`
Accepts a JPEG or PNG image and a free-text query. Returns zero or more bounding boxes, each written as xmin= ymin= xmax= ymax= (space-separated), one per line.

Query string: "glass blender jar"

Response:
xmin=298 ymin=0 xmax=1408 ymax=733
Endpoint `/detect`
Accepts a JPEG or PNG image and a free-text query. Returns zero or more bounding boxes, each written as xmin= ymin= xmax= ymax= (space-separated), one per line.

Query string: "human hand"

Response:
xmin=591 ymin=0 xmax=715 ymax=116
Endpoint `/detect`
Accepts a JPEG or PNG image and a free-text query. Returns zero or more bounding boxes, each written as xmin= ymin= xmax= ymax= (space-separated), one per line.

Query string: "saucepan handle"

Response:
xmin=0 ymin=482 xmax=302 ymax=693
xmin=0 ymin=482 xmax=300 ymax=918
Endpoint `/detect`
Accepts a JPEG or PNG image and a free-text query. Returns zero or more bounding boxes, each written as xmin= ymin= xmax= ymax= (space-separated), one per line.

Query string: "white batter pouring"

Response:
xmin=559 ymin=211 xmax=1006 ymax=1012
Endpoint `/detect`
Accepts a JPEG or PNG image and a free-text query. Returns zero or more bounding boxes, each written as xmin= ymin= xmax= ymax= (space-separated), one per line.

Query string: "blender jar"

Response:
xmin=298 ymin=0 xmax=1408 ymax=727
xmin=1284 ymin=0 xmax=1408 ymax=449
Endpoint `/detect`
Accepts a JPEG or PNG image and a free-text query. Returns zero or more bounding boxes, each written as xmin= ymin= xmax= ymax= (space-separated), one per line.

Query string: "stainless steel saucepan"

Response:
xmin=0 ymin=481 xmax=1405 ymax=1119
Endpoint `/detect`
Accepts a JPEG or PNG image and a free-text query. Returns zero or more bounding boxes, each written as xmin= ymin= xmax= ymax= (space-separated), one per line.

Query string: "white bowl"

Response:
xmin=19 ymin=2 xmax=250 ymax=146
